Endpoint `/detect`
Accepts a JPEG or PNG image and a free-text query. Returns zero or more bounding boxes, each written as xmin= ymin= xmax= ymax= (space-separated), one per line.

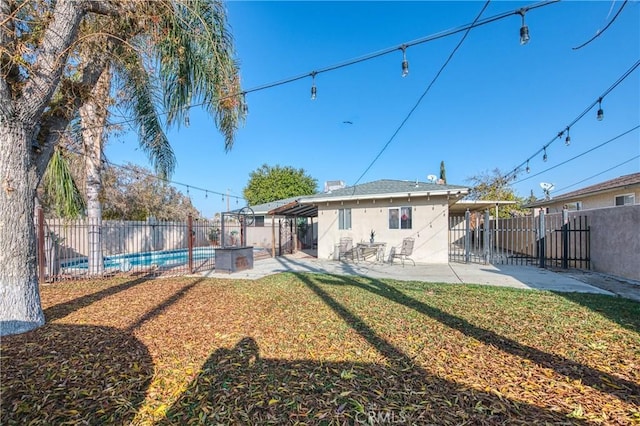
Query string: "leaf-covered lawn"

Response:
xmin=2 ymin=272 xmax=639 ymax=425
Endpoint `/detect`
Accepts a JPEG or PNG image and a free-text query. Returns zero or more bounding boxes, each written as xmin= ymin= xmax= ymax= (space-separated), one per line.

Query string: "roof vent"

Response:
xmin=324 ymin=180 xmax=345 ymax=193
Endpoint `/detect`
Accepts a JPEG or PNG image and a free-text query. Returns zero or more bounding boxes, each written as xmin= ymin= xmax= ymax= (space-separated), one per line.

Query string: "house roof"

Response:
xmin=525 ymin=172 xmax=640 ymax=208
xmin=251 ymin=179 xmax=470 ymax=218
xmin=301 ymin=179 xmax=469 ymax=203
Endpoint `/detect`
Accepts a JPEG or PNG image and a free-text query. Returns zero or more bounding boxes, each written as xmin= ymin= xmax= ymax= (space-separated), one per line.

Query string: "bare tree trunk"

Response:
xmin=79 ymin=68 xmax=111 ymax=276
xmin=0 ymin=122 xmax=43 ymax=335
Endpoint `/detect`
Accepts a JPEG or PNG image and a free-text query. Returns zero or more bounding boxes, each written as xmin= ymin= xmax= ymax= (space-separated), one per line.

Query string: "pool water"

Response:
xmin=61 ymin=247 xmax=262 ymax=272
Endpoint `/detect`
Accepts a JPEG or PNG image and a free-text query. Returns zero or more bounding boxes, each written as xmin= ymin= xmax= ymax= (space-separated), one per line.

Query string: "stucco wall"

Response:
xmin=575 ymin=205 xmax=640 ymax=281
xmin=543 ymin=186 xmax=639 ymax=213
xmin=317 ymin=197 xmax=450 ymax=263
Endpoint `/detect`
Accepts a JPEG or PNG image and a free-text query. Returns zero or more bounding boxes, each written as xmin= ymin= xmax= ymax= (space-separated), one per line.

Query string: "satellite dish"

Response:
xmin=540 ymin=182 xmax=555 ymax=200
xmin=427 ymin=174 xmax=438 ymax=183
xmin=540 ymin=182 xmax=554 ymax=191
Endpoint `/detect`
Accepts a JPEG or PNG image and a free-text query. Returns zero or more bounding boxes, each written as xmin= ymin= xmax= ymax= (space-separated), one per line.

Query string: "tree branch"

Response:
xmin=18 ymin=0 xmax=86 ymax=126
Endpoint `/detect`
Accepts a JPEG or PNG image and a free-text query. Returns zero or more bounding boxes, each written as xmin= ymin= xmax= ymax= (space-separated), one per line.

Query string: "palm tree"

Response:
xmin=0 ymin=0 xmax=244 ymax=335
xmin=46 ymin=0 xmax=245 ymax=274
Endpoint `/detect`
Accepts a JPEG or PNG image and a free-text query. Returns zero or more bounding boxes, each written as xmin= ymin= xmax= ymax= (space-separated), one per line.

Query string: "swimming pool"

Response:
xmin=61 ymin=247 xmax=264 ymax=272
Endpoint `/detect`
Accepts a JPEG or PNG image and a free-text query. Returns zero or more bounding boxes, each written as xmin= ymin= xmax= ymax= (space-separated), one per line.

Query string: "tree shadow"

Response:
xmin=310 ymin=272 xmax=639 ymax=406
xmin=0 ymin=323 xmax=153 ymax=425
xmin=160 ymin=274 xmax=593 ymax=425
xmin=44 ymin=274 xmax=155 ymax=322
xmin=551 ymin=291 xmax=639 ymax=334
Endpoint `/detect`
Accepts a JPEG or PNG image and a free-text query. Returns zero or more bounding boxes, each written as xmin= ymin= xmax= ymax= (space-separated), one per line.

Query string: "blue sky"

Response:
xmin=105 ymin=1 xmax=640 ymax=218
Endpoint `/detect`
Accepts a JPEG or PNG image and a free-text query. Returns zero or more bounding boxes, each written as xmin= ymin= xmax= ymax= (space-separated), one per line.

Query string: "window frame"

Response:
xmin=338 ymin=208 xmax=352 ymax=230
xmin=388 ymin=206 xmax=412 ymax=230
xmin=253 ymin=215 xmax=265 ymax=227
xmin=615 ymin=193 xmax=635 ymax=206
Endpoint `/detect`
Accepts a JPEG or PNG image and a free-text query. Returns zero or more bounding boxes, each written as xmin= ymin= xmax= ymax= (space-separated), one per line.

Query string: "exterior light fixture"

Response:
xmin=565 ymin=127 xmax=571 ymax=146
xmin=310 ymin=72 xmax=317 ymax=100
xmin=518 ymin=9 xmax=530 ymax=45
xmin=400 ymin=45 xmax=409 ymax=77
xmin=543 ymin=147 xmax=548 ymax=162
xmin=597 ymin=97 xmax=604 ymax=121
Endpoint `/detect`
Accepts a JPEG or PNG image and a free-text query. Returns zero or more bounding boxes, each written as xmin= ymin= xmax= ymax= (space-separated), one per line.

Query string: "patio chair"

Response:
xmin=389 ymin=237 xmax=415 ymax=266
xmin=338 ymin=237 xmax=356 ymax=261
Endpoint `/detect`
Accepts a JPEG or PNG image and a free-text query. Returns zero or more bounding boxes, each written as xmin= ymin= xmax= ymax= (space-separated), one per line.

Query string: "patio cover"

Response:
xmin=267 ymin=199 xmax=317 ymax=218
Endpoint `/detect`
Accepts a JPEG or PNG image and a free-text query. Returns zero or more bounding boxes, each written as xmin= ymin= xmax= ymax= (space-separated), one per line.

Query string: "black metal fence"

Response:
xmin=449 ymin=209 xmax=590 ymax=270
xmin=34 ymin=208 xmax=269 ymax=282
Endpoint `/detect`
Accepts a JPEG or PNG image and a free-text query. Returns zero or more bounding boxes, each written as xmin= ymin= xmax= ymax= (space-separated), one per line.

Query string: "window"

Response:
xmin=253 ymin=216 xmax=265 ymax=227
xmin=615 ymin=194 xmax=635 ymax=206
xmin=338 ymin=208 xmax=351 ymax=230
xmin=389 ymin=207 xmax=412 ymax=229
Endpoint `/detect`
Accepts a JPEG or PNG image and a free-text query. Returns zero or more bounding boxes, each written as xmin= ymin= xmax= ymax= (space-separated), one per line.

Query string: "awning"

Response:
xmin=267 ymin=200 xmax=318 ymax=217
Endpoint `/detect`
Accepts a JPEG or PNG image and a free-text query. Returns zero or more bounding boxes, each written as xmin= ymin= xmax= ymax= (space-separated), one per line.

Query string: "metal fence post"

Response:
xmin=483 ymin=210 xmax=490 ymax=264
xmin=188 ymin=214 xmax=193 ymax=273
xmin=464 ymin=209 xmax=471 ymax=263
xmin=37 ymin=206 xmax=45 ymax=284
xmin=538 ymin=209 xmax=546 ymax=268
xmin=562 ymin=208 xmax=569 ymax=269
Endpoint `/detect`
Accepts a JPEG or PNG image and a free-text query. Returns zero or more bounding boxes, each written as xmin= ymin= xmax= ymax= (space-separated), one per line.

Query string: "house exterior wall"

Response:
xmin=316 ymin=197 xmax=450 ymax=263
xmin=541 ymin=185 xmax=640 ymax=213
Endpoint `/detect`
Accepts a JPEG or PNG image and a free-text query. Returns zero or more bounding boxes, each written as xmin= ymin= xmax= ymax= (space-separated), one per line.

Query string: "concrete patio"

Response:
xmin=196 ymin=252 xmax=624 ymax=296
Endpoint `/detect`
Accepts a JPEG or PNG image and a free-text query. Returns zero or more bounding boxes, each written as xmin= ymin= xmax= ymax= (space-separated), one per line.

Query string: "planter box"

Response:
xmin=215 ymin=246 xmax=254 ymax=273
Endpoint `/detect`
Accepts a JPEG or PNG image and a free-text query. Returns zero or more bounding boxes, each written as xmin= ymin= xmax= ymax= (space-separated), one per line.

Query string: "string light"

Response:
xmin=526 ymin=160 xmax=530 ymax=173
xmin=242 ymin=92 xmax=248 ymax=115
xmin=542 ymin=147 xmax=548 ymax=162
xmin=597 ymin=97 xmax=604 ymax=121
xmin=310 ymin=72 xmax=317 ymax=100
xmin=400 ymin=45 xmax=409 ymax=77
xmin=504 ymin=59 xmax=639 ymax=183
xmin=517 ymin=8 xmax=530 ymax=45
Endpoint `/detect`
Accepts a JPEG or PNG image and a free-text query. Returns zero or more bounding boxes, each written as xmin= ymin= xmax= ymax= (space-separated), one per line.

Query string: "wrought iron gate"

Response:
xmin=449 ymin=210 xmax=590 ymax=270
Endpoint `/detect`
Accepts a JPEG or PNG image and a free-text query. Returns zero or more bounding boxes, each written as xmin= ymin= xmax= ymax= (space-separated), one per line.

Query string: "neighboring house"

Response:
xmin=298 ymin=179 xmax=471 ymax=263
xmin=525 ymin=173 xmax=640 ymax=213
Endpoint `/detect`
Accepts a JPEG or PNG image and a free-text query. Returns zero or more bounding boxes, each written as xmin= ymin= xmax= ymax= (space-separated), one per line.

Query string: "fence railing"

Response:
xmin=449 ymin=209 xmax=590 ymax=270
xmin=34 ymin=208 xmax=268 ymax=282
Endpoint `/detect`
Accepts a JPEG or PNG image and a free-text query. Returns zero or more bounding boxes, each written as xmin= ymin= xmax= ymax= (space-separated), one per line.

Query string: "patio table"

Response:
xmin=356 ymin=242 xmax=386 ymax=262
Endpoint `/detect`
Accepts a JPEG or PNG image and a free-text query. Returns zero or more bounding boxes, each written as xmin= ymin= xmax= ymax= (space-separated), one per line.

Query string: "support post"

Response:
xmin=271 ymin=214 xmax=276 ymax=258
xmin=538 ymin=209 xmax=546 ymax=268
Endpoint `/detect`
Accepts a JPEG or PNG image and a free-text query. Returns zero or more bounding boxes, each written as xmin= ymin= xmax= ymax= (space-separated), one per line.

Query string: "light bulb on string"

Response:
xmin=542 ymin=147 xmax=548 ymax=162
xmin=565 ymin=127 xmax=571 ymax=146
xmin=310 ymin=72 xmax=317 ymax=100
xmin=517 ymin=9 xmax=530 ymax=45
xmin=597 ymin=98 xmax=604 ymax=121
xmin=526 ymin=161 xmax=530 ymax=174
xmin=242 ymin=92 xmax=248 ymax=115
xmin=400 ymin=45 xmax=409 ymax=77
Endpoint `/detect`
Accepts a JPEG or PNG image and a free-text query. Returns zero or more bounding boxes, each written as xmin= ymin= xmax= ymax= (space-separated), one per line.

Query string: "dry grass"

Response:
xmin=2 ymin=272 xmax=639 ymax=425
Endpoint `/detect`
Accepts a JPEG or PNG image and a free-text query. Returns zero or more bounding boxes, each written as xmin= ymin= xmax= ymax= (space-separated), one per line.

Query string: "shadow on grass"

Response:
xmin=308 ymin=271 xmax=639 ymax=406
xmin=0 ymin=324 xmax=153 ymax=425
xmin=44 ymin=274 xmax=155 ymax=322
xmin=159 ymin=276 xmax=590 ymax=425
xmin=552 ymin=291 xmax=640 ymax=334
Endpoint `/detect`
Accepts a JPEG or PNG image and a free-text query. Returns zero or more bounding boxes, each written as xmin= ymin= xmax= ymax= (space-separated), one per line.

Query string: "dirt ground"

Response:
xmin=553 ymin=269 xmax=640 ymax=303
